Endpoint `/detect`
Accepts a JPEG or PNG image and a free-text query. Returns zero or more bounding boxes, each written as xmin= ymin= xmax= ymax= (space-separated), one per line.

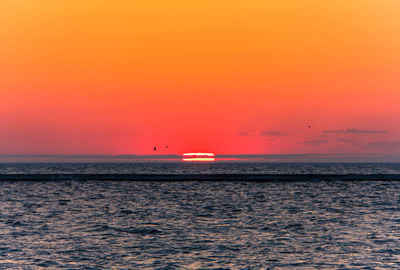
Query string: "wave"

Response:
xmin=1 ymin=173 xmax=400 ymax=181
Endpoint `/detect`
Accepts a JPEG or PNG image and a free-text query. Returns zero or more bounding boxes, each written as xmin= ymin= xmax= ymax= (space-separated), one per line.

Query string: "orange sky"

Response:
xmin=1 ymin=0 xmax=400 ymax=157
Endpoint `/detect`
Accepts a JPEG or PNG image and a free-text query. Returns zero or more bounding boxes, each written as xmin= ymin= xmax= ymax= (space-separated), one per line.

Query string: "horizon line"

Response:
xmin=0 ymin=153 xmax=399 ymax=162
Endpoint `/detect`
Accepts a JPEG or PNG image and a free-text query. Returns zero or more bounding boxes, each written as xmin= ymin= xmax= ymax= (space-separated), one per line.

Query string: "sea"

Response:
xmin=1 ymin=162 xmax=400 ymax=269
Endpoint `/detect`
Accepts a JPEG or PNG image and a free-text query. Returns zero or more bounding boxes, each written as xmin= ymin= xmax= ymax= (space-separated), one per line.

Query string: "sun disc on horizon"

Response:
xmin=182 ymin=153 xmax=216 ymax=162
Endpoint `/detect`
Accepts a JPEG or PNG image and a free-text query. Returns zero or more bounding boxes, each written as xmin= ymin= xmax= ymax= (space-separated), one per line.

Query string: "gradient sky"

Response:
xmin=1 ymin=0 xmax=400 ymax=157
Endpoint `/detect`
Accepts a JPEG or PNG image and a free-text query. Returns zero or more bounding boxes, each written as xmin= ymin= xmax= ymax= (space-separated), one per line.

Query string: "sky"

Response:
xmin=1 ymin=0 xmax=400 ymax=159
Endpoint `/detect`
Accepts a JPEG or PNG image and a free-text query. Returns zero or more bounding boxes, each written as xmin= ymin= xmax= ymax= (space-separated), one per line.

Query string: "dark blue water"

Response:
xmin=1 ymin=163 xmax=400 ymax=269
xmin=1 ymin=162 xmax=400 ymax=174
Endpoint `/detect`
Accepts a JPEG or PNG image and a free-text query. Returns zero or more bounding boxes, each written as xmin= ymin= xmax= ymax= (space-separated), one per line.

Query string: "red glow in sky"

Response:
xmin=1 ymin=1 xmax=400 ymax=159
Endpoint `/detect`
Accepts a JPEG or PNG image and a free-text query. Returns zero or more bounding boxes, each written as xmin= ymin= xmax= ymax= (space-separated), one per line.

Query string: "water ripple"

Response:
xmin=1 ymin=180 xmax=400 ymax=268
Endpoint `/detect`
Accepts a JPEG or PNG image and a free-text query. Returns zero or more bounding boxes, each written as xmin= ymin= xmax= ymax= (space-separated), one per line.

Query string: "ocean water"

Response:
xmin=1 ymin=163 xmax=400 ymax=269
xmin=1 ymin=162 xmax=400 ymax=175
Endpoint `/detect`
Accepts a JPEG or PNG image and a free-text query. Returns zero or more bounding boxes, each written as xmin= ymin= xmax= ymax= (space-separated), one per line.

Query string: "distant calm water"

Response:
xmin=1 ymin=162 xmax=400 ymax=175
xmin=1 ymin=163 xmax=400 ymax=269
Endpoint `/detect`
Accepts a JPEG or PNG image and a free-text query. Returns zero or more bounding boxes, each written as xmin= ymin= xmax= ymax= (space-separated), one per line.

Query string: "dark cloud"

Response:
xmin=346 ymin=128 xmax=388 ymax=134
xmin=260 ymin=131 xmax=288 ymax=137
xmin=322 ymin=129 xmax=344 ymax=133
xmin=335 ymin=138 xmax=357 ymax=144
xmin=303 ymin=139 xmax=330 ymax=146
xmin=237 ymin=131 xmax=250 ymax=136
xmin=322 ymin=128 xmax=388 ymax=134
xmin=238 ymin=130 xmax=288 ymax=137
xmin=362 ymin=141 xmax=400 ymax=151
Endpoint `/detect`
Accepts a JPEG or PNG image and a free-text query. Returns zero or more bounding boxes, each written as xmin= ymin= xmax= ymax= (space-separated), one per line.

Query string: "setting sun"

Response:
xmin=182 ymin=153 xmax=216 ymax=162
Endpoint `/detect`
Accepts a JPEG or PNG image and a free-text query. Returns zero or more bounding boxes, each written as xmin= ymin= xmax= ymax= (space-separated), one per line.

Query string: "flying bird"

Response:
xmin=153 ymin=146 xmax=157 ymax=151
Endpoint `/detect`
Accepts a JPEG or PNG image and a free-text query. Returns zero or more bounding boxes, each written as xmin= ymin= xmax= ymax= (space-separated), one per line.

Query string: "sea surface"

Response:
xmin=1 ymin=162 xmax=400 ymax=175
xmin=1 ymin=163 xmax=400 ymax=269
